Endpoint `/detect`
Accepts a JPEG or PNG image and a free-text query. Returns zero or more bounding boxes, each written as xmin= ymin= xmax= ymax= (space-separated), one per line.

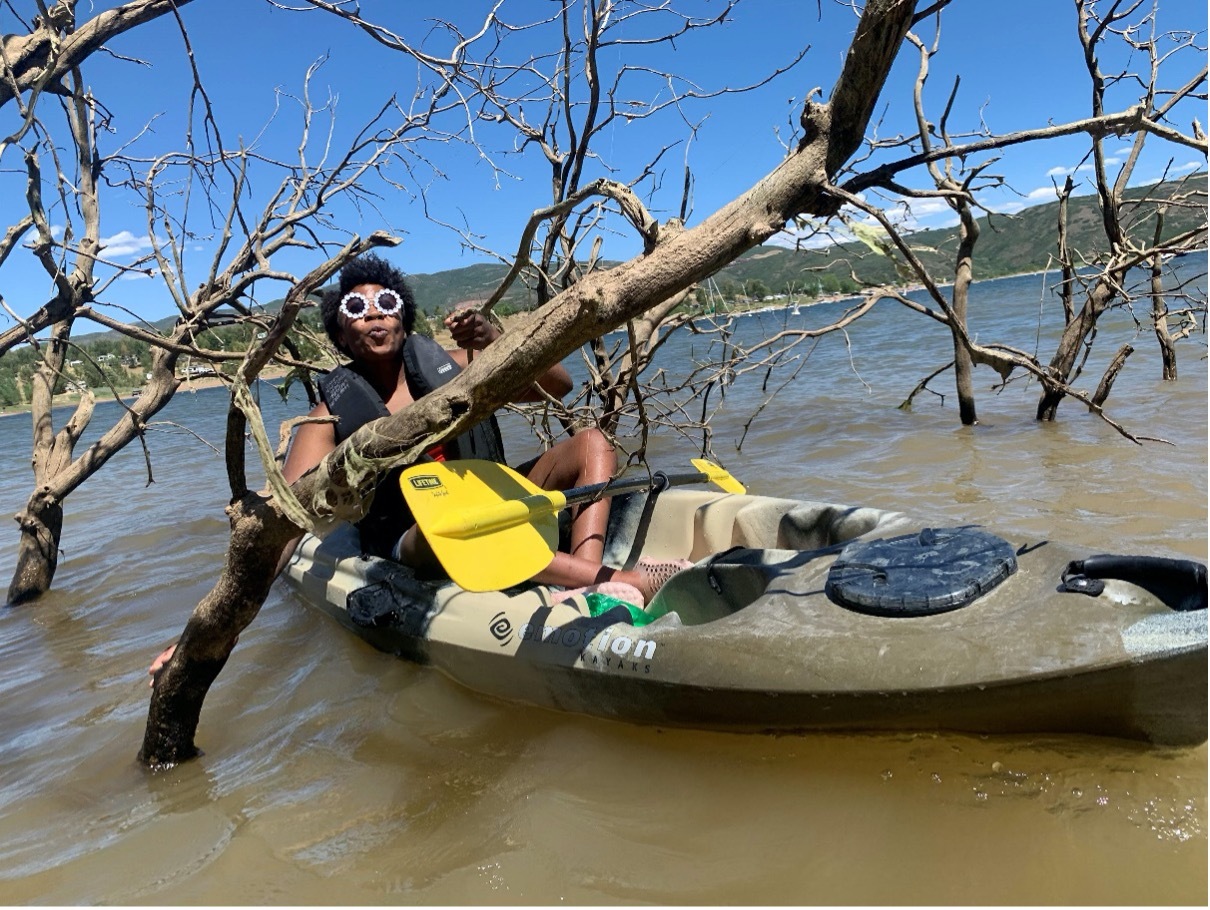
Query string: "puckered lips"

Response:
xmin=364 ymin=324 xmax=392 ymax=345
xmin=350 ymin=313 xmax=400 ymax=346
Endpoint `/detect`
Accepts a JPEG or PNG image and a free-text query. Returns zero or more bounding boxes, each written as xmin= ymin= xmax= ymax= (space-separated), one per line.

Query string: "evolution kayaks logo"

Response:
xmin=489 ymin=612 xmax=514 ymax=646
xmin=408 ymin=475 xmax=443 ymax=490
xmin=507 ymin=618 xmax=657 ymax=674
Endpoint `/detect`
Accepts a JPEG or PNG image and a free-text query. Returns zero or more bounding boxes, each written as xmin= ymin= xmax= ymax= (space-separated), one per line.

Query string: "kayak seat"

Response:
xmin=774 ymin=504 xmax=896 ymax=550
xmin=725 ymin=501 xmax=909 ymax=551
xmin=644 ymin=547 xmax=824 ymax=626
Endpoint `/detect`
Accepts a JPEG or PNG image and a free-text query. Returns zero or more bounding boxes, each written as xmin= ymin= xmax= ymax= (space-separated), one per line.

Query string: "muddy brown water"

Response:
xmin=1 ymin=266 xmax=1205 ymax=904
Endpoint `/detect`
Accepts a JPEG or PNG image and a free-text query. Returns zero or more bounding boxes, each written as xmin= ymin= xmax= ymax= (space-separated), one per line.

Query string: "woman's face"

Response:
xmin=337 ymin=282 xmax=407 ymax=363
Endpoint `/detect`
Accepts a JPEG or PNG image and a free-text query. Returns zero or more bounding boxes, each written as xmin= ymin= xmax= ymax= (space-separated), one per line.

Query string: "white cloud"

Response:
xmin=1134 ymin=160 xmax=1204 ymax=185
xmin=995 ymin=201 xmax=1027 ymax=215
xmin=900 ymin=198 xmax=952 ymax=221
xmin=1046 ymin=156 xmax=1132 ymax=177
xmin=100 ymin=230 xmax=155 ymax=258
xmin=871 ymin=196 xmax=964 ymax=234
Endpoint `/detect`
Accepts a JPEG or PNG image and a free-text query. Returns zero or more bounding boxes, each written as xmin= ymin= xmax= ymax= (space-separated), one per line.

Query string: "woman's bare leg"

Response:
xmin=398 ymin=521 xmax=657 ymax=597
xmin=522 ymin=430 xmax=689 ymax=600
xmin=522 ymin=428 xmax=615 ymax=563
xmin=532 ymin=554 xmax=684 ymax=605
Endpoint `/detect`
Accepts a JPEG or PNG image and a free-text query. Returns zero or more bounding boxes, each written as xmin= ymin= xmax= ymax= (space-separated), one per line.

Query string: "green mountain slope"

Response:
xmin=700 ymin=173 xmax=1207 ymax=297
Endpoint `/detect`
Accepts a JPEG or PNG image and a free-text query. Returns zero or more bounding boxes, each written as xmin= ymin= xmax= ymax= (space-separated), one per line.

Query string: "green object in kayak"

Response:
xmin=584 ymin=591 xmax=652 ymax=626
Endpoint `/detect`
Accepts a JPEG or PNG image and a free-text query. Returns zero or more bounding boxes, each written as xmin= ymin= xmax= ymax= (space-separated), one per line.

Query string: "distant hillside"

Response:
xmin=696 ymin=172 xmax=1207 ymax=297
xmin=407 ymin=262 xmax=533 ymax=314
xmin=76 ymin=173 xmax=1207 ymax=339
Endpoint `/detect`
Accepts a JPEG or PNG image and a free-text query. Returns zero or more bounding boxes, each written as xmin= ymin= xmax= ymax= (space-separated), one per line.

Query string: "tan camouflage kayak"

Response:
xmin=284 ymin=486 xmax=1207 ymax=746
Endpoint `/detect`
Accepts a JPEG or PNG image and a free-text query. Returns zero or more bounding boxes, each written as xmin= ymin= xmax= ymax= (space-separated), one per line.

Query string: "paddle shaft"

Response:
xmin=428 ymin=469 xmax=706 ymax=540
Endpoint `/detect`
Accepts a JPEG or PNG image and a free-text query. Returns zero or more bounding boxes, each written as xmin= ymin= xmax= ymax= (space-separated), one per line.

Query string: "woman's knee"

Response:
xmin=574 ymin=427 xmax=615 ymax=476
xmin=531 ymin=428 xmax=615 ymax=488
xmin=576 ymin=426 xmax=614 ymax=460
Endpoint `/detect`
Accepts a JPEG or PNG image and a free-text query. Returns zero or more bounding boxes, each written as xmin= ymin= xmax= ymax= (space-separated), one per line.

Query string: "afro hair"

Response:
xmin=319 ymin=253 xmax=417 ymax=354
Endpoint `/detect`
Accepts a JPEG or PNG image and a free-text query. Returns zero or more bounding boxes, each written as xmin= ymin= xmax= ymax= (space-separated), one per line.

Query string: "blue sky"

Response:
xmin=2 ymin=0 xmax=1205 ymax=323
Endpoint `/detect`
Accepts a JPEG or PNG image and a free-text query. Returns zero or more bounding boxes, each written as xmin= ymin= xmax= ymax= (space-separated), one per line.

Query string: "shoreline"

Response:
xmin=0 ymin=292 xmax=873 ymax=419
xmin=0 ymin=275 xmax=1027 ymax=420
xmin=0 ymin=368 xmax=292 ymax=419
xmin=0 ymin=263 xmax=1179 ymax=420
xmin=0 ymin=322 xmax=472 ymax=417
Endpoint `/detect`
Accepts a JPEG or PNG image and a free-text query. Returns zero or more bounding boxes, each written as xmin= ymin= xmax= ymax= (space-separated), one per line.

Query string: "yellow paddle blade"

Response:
xmin=691 ymin=458 xmax=746 ymax=495
xmin=400 ymin=460 xmax=560 ymax=592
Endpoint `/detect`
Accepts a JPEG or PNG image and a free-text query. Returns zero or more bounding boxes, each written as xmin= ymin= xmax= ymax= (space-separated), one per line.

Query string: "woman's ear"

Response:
xmin=332 ymin=330 xmax=350 ymax=358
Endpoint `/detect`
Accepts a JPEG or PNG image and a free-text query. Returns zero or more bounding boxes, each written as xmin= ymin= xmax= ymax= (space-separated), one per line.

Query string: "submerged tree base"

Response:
xmin=139 ymin=492 xmax=298 ymax=766
xmin=7 ymin=500 xmax=64 ymax=606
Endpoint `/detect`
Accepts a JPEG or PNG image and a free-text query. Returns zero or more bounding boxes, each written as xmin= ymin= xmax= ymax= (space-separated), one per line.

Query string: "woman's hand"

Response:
xmin=444 ymin=308 xmax=499 ymax=351
xmin=443 ymin=306 xmax=570 ymax=400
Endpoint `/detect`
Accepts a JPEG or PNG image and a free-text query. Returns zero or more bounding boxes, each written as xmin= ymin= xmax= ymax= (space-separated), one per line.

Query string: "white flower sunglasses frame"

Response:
xmin=339 ymin=287 xmax=404 ymax=320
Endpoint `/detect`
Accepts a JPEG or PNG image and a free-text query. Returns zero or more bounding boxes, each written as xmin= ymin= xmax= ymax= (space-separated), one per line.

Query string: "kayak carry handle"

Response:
xmin=1060 ymin=555 xmax=1207 ymax=612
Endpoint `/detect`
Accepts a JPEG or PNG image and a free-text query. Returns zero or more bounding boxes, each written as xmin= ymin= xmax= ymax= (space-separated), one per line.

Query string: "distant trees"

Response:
xmin=746 ymin=279 xmax=772 ymax=301
xmin=0 ymin=375 xmax=20 ymax=407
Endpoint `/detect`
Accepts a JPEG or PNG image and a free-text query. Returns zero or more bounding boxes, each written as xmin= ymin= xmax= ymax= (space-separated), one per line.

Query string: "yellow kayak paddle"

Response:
xmin=399 ymin=458 xmax=745 ymax=592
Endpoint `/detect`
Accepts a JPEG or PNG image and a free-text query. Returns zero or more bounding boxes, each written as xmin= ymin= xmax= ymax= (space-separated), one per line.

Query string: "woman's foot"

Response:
xmin=633 ymin=557 xmax=694 ymax=603
xmin=536 ymin=556 xmax=693 ymax=608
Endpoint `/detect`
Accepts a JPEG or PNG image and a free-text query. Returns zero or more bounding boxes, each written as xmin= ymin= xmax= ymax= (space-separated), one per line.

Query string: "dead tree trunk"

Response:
xmin=1036 ymin=1 xmax=1145 ymax=422
xmin=1152 ymin=279 xmax=1179 ymax=381
xmin=899 ymin=29 xmax=985 ymax=425
xmin=7 ymin=343 xmax=183 ymax=603
xmin=3 ymin=6 xmax=416 ymax=604
xmin=9 ymin=498 xmax=65 ymax=606
xmin=1148 ymin=222 xmax=1179 ymax=380
xmin=1090 ymin=343 xmax=1134 ymax=410
xmin=1036 ymin=277 xmax=1120 ymax=421
xmin=8 ymin=319 xmax=88 ymax=603
xmin=140 ymin=492 xmax=299 ymax=767
xmin=950 ymin=204 xmax=979 ymax=425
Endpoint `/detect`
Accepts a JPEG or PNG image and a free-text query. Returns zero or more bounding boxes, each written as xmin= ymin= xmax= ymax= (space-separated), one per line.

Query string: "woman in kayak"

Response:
xmin=290 ymin=252 xmax=686 ymax=599
xmin=150 ymin=254 xmax=686 ymax=683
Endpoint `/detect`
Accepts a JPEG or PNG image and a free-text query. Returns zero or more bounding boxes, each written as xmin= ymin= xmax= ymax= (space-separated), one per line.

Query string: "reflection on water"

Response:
xmin=0 ymin=267 xmax=1205 ymax=904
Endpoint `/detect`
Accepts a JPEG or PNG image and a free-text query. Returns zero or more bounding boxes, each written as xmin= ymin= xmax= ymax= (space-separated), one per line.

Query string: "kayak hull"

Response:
xmin=284 ymin=488 xmax=1207 ymax=745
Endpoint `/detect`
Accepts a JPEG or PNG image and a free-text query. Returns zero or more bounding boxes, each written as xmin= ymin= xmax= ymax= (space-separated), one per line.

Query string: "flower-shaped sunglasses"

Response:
xmin=339 ymin=288 xmax=404 ymax=320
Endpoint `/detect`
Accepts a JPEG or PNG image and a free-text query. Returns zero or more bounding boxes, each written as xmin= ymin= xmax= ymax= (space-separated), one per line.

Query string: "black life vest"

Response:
xmin=316 ymin=333 xmax=506 ymax=558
